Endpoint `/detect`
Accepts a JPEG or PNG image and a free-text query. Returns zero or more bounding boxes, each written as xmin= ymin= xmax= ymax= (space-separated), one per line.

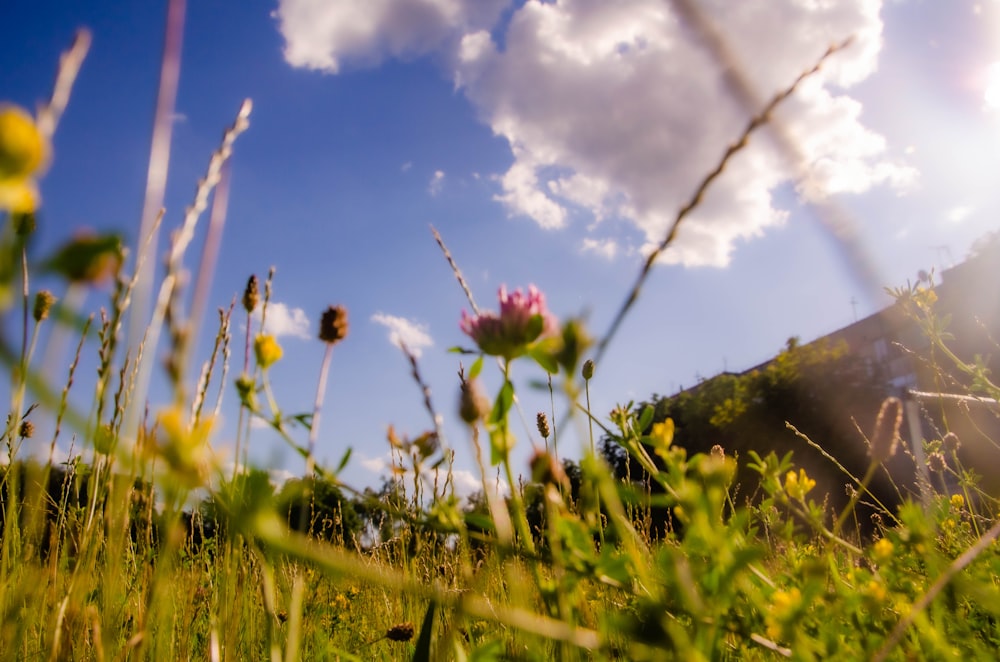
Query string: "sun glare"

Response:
xmin=986 ymin=61 xmax=1000 ymax=112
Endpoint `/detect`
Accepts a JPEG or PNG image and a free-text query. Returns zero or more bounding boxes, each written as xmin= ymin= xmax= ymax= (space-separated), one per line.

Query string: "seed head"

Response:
xmin=33 ymin=290 xmax=56 ymax=322
xmin=942 ymin=432 xmax=961 ymax=453
xmin=582 ymin=359 xmax=595 ymax=381
xmin=386 ymin=622 xmax=414 ymax=642
xmin=927 ymin=451 xmax=946 ymax=473
xmin=19 ymin=420 xmax=34 ymax=439
xmin=536 ymin=412 xmax=551 ymax=439
xmin=319 ymin=305 xmax=349 ymax=345
xmin=458 ymin=378 xmax=490 ymax=425
xmin=869 ymin=397 xmax=902 ymax=462
xmin=242 ymin=275 xmax=259 ymax=314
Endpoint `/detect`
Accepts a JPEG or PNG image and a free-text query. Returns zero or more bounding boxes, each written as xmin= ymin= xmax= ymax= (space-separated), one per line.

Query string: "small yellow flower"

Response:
xmin=254 ymin=333 xmax=283 ymax=369
xmin=873 ymin=537 xmax=893 ymax=562
xmin=0 ymin=104 xmax=49 ymax=213
xmin=784 ymin=469 xmax=816 ymax=501
xmin=154 ymin=406 xmax=215 ymax=487
xmin=950 ymin=493 xmax=965 ymax=510
xmin=648 ymin=419 xmax=674 ymax=459
xmin=865 ymin=579 xmax=887 ymax=603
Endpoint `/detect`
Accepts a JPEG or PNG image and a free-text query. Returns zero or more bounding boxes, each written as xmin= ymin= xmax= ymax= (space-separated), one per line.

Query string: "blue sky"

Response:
xmin=2 ymin=0 xmax=999 ymax=495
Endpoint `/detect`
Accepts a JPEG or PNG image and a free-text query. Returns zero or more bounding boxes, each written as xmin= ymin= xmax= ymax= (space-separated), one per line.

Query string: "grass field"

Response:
xmin=2 ymin=29 xmax=1000 ymax=662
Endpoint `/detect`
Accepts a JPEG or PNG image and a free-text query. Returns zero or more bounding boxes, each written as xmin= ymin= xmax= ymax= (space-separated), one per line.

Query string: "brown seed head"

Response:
xmin=386 ymin=622 xmax=414 ymax=642
xmin=927 ymin=451 xmax=946 ymax=473
xmin=869 ymin=397 xmax=903 ymax=462
xmin=319 ymin=305 xmax=349 ymax=344
xmin=242 ymin=275 xmax=259 ymax=314
xmin=942 ymin=432 xmax=961 ymax=453
xmin=710 ymin=444 xmax=725 ymax=460
xmin=19 ymin=420 xmax=34 ymax=439
xmin=536 ymin=412 xmax=550 ymax=439
xmin=33 ymin=290 xmax=56 ymax=322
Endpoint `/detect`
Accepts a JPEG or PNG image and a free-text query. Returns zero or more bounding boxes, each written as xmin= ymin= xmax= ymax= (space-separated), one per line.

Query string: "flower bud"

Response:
xmin=459 ymin=378 xmax=490 ymax=425
xmin=582 ymin=359 xmax=595 ymax=381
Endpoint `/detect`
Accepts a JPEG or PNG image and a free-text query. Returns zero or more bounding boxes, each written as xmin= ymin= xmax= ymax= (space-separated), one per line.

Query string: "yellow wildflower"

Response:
xmin=784 ymin=469 xmax=816 ymax=501
xmin=950 ymin=493 xmax=964 ymax=510
xmin=254 ymin=333 xmax=283 ymax=369
xmin=648 ymin=419 xmax=674 ymax=460
xmin=155 ymin=406 xmax=215 ymax=487
xmin=873 ymin=537 xmax=893 ymax=562
xmin=0 ymin=104 xmax=49 ymax=213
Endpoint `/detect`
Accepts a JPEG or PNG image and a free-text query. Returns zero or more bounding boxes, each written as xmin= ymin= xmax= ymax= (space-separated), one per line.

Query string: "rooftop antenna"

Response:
xmin=850 ymin=296 xmax=859 ymax=322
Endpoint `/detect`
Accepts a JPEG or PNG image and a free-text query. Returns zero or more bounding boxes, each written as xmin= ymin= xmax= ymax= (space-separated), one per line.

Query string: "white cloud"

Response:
xmin=277 ymin=0 xmax=916 ymax=267
xmin=581 ymin=237 xmax=619 ymax=260
xmin=371 ymin=312 xmax=434 ymax=357
xmin=401 ymin=160 xmax=413 ymax=172
xmin=254 ymin=302 xmax=311 ymax=339
xmin=274 ymin=0 xmax=508 ymax=72
xmin=428 ymin=169 xmax=446 ymax=195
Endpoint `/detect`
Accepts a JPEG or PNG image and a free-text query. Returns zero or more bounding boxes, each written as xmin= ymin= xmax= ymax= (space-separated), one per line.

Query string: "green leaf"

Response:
xmin=449 ymin=346 xmax=479 ymax=354
xmin=528 ymin=343 xmax=559 ymax=374
xmin=412 ymin=600 xmax=437 ymax=662
xmin=488 ymin=380 xmax=514 ymax=426
xmin=637 ymin=405 xmax=655 ymax=432
xmin=335 ymin=447 xmax=352 ymax=475
xmin=469 ymin=355 xmax=484 ymax=380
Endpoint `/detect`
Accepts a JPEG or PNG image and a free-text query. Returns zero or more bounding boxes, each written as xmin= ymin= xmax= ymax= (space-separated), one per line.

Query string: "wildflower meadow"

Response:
xmin=2 ymin=20 xmax=1000 ymax=662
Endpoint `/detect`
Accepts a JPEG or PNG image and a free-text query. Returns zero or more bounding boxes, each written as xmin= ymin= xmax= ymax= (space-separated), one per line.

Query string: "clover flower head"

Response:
xmin=460 ymin=284 xmax=557 ymax=359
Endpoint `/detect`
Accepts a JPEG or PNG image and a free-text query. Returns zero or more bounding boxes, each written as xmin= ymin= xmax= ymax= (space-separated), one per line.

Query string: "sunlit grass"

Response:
xmin=1 ymin=27 xmax=999 ymax=662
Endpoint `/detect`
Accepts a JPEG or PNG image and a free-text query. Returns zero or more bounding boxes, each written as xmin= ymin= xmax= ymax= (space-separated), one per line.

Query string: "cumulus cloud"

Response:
xmin=253 ymin=302 xmax=311 ymax=339
xmin=428 ymin=169 xmax=446 ymax=195
xmin=277 ymin=0 xmax=916 ymax=267
xmin=274 ymin=0 xmax=508 ymax=72
xmin=371 ymin=313 xmax=434 ymax=357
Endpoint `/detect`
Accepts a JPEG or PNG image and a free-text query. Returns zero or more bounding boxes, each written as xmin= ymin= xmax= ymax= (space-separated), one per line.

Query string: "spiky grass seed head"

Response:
xmin=869 ymin=396 xmax=903 ymax=462
xmin=536 ymin=411 xmax=551 ymax=439
xmin=33 ymin=290 xmax=55 ymax=322
xmin=319 ymin=305 xmax=348 ymax=344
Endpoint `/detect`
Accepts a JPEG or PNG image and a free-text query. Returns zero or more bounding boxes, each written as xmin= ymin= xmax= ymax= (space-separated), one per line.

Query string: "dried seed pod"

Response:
xmin=319 ymin=305 xmax=349 ymax=345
